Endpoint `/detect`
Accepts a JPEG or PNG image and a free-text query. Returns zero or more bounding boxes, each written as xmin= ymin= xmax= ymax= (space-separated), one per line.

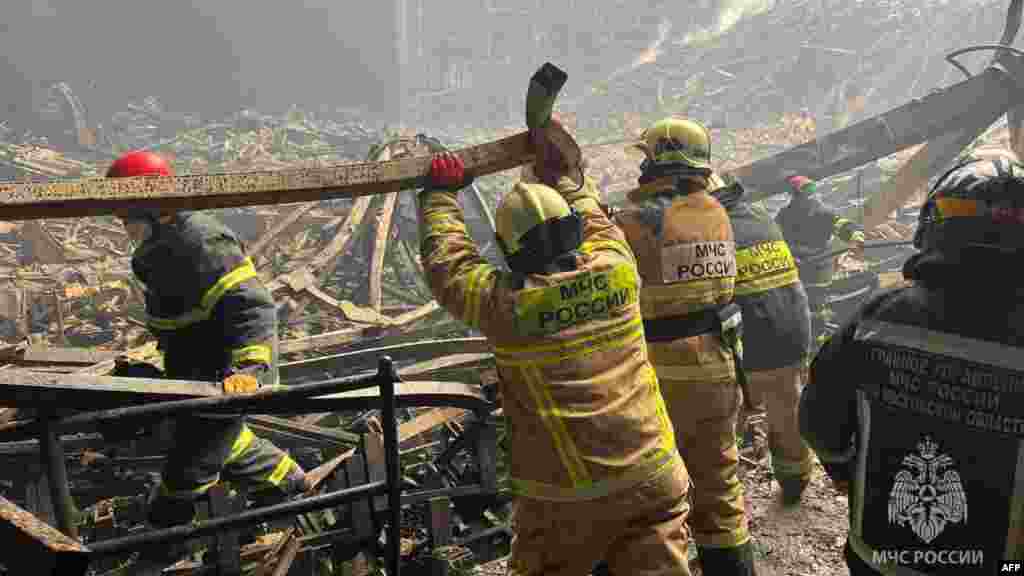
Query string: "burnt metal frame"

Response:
xmin=0 ymin=356 xmax=406 ymax=576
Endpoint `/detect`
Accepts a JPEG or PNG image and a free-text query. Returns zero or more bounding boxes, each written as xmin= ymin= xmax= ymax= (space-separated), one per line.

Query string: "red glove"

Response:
xmin=428 ymin=152 xmax=470 ymax=190
xmin=787 ymin=175 xmax=814 ymax=194
xmin=530 ymin=116 xmax=571 ymax=187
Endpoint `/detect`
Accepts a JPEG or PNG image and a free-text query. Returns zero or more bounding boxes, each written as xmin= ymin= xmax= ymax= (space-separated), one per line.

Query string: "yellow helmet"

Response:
xmin=495 ymin=181 xmax=582 ymax=274
xmin=629 ymin=117 xmax=712 ymax=171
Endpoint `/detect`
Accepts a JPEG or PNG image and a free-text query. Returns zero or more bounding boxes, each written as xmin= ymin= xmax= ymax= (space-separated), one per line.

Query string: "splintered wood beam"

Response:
xmin=862 ymin=119 xmax=995 ymax=230
xmin=0 ymin=133 xmax=532 ymax=221
xmin=247 ymin=414 xmax=360 ymax=447
xmin=0 ymin=369 xmax=219 ymax=410
xmin=369 ymin=192 xmax=400 ymax=311
xmin=247 ymin=203 xmax=318 ymax=258
xmin=0 ymin=495 xmax=90 ymax=576
xmin=18 ymin=347 xmax=120 ymax=367
xmin=730 ymin=66 xmax=1023 ymax=199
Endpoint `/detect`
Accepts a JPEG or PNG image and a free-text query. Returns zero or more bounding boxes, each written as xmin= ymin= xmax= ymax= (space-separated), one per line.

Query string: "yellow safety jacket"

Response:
xmin=613 ymin=176 xmax=738 ymax=383
xmin=418 ymin=176 xmax=683 ymax=501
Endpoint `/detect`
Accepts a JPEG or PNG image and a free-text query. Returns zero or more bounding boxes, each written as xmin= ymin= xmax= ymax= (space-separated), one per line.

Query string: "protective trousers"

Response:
xmin=743 ymin=364 xmax=815 ymax=484
xmin=148 ymin=416 xmax=306 ymax=527
xmin=660 ymin=372 xmax=749 ymax=550
xmin=507 ymin=461 xmax=692 ymax=576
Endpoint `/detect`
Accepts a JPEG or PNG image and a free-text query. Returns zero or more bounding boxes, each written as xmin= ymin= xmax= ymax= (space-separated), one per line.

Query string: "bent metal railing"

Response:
xmin=0 ymin=356 xmax=413 ymax=576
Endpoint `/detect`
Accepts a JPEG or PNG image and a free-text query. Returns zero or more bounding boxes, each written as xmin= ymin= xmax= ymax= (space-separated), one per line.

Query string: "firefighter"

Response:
xmin=105 ymin=152 xmax=309 ymax=560
xmin=800 ymin=152 xmax=1024 ymax=574
xmin=711 ymin=175 xmax=815 ymax=506
xmin=776 ymin=175 xmax=865 ymax=346
xmin=417 ymin=120 xmax=693 ymax=575
xmin=613 ymin=117 xmax=757 ymax=575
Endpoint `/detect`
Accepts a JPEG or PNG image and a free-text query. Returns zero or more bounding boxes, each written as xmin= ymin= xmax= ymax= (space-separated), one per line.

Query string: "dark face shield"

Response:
xmin=497 ymin=210 xmax=584 ymax=275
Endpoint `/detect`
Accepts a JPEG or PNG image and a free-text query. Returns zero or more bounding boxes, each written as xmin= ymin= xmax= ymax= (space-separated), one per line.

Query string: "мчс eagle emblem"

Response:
xmin=887 ymin=436 xmax=967 ymax=543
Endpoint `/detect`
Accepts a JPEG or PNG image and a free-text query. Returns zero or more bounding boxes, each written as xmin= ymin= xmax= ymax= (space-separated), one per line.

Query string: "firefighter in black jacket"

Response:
xmin=712 ymin=176 xmax=816 ymax=506
xmin=800 ymin=153 xmax=1024 ymax=574
xmin=106 ymin=152 xmax=309 ymax=550
xmin=776 ymin=175 xmax=865 ymax=346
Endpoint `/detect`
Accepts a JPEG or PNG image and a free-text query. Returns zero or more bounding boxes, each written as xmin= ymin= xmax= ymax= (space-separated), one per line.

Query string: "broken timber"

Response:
xmin=732 ymin=64 xmax=1024 ymax=200
xmin=0 ymin=495 xmax=90 ymax=576
xmin=0 ymin=368 xmax=220 ymax=410
xmin=0 ymin=133 xmax=532 ymax=220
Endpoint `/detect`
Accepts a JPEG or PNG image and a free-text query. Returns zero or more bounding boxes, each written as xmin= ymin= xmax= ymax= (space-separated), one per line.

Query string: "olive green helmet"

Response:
xmin=495 ymin=181 xmax=582 ymax=274
xmin=630 ymin=117 xmax=712 ymax=171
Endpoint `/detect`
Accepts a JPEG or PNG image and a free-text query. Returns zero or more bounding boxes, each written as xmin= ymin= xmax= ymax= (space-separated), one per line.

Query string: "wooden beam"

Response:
xmin=0 ymin=495 xmax=90 ymax=576
xmin=862 ymin=119 xmax=996 ymax=230
xmin=313 ymin=380 xmax=487 ymax=411
xmin=18 ymin=347 xmax=120 ymax=367
xmin=0 ymin=369 xmax=219 ymax=410
xmin=247 ymin=414 xmax=360 ymax=447
xmin=730 ymin=67 xmax=1023 ymax=200
xmin=0 ymin=133 xmax=532 ymax=221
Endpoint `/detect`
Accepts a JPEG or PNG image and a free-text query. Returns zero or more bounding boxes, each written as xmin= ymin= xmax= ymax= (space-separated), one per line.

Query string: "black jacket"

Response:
xmin=776 ymin=193 xmax=862 ymax=287
xmin=715 ymin=184 xmax=811 ymax=371
xmin=132 ymin=212 xmax=279 ymax=386
xmin=800 ymin=247 xmax=1024 ymax=574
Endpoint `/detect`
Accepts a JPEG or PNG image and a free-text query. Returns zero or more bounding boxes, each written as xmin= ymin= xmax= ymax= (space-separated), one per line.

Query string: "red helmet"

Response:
xmin=106 ymin=151 xmax=174 ymax=178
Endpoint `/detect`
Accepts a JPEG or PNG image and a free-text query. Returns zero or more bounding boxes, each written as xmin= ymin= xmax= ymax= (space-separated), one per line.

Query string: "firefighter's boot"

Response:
xmin=697 ymin=541 xmax=758 ymax=576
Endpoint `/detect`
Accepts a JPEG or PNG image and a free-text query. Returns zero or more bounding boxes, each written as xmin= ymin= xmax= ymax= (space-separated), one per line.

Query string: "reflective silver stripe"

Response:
xmin=847 ymin=394 xmax=932 ymax=575
xmin=852 ymin=390 xmax=870 ymax=541
xmin=1007 ymin=440 xmax=1024 ymax=559
xmin=854 ymin=319 xmax=1024 ymax=372
xmin=827 ymin=284 xmax=873 ymax=304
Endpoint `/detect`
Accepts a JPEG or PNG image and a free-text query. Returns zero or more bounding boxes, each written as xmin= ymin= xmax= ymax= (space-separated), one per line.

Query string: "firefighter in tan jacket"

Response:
xmin=417 ymin=121 xmax=693 ymax=575
xmin=613 ymin=117 xmax=757 ymax=575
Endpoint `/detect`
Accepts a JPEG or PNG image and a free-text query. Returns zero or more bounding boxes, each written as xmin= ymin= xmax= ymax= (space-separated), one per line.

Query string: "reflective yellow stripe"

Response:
xmin=266 ymin=454 xmax=297 ymax=487
xmin=509 ymin=447 xmax=677 ymax=501
xmin=693 ymin=478 xmax=751 ymax=547
xmin=201 ymin=258 xmax=257 ymax=310
xmin=462 ymin=265 xmax=488 ymax=328
xmin=231 ymin=344 xmax=272 ymax=367
xmin=224 ymin=425 xmax=256 ymax=465
xmin=161 ymin=476 xmax=220 ymax=498
xmin=647 ymin=364 xmax=677 ymax=453
xmin=494 ymin=318 xmax=644 ymax=367
xmin=147 ymin=258 xmax=258 ymax=330
xmin=495 ymin=315 xmax=641 ymax=357
xmin=734 ymin=268 xmax=799 ymax=296
xmin=520 ymin=364 xmax=590 ymax=486
xmin=734 ymin=240 xmax=799 ymax=296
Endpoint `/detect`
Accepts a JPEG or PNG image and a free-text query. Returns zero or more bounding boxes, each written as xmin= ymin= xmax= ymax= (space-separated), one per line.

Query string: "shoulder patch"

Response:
xmin=513 ymin=263 xmax=638 ymax=336
xmin=660 ymin=240 xmax=736 ymax=284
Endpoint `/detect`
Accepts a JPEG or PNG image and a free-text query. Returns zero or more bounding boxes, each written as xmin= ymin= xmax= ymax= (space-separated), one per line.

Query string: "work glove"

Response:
xmin=786 ymin=175 xmax=814 ymax=195
xmin=530 ymin=115 xmax=575 ymax=188
xmin=426 ymin=152 xmax=473 ymax=191
xmin=222 ymin=372 xmax=260 ymax=394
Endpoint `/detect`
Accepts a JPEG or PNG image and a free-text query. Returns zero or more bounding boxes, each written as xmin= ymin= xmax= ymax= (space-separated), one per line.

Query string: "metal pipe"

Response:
xmin=380 ymin=356 xmax=402 ymax=576
xmin=87 ymin=481 xmax=387 ymax=559
xmin=39 ymin=416 xmax=78 ymax=538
